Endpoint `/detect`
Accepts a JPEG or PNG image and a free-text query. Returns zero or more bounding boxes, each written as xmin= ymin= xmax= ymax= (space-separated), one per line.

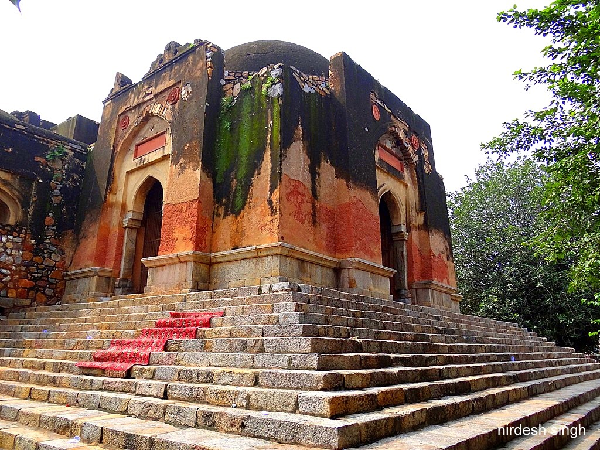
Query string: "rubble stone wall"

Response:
xmin=0 ymin=224 xmax=65 ymax=309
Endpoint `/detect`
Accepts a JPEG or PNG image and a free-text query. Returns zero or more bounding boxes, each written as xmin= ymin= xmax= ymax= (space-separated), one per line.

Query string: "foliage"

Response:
xmin=220 ymin=96 xmax=235 ymax=112
xmin=46 ymin=144 xmax=66 ymax=161
xmin=448 ymin=159 xmax=599 ymax=352
xmin=261 ymin=76 xmax=279 ymax=96
xmin=483 ymin=1 xmax=600 ymax=304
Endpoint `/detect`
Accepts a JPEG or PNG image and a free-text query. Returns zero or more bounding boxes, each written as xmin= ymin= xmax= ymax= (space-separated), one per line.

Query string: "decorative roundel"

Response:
xmin=410 ymin=134 xmax=420 ymax=150
xmin=166 ymin=87 xmax=180 ymax=105
xmin=372 ymin=104 xmax=381 ymax=121
xmin=119 ymin=115 xmax=130 ymax=130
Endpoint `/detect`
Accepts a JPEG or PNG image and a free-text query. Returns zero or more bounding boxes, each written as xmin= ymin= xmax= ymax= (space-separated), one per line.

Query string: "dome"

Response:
xmin=224 ymin=40 xmax=329 ymax=75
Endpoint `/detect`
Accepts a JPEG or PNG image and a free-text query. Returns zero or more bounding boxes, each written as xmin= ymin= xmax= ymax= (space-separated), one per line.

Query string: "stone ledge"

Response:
xmin=211 ymin=242 xmax=339 ymax=268
xmin=339 ymin=258 xmax=396 ymax=278
xmin=141 ymin=251 xmax=210 ymax=268
xmin=64 ymin=267 xmax=113 ymax=281
xmin=411 ymin=280 xmax=458 ymax=295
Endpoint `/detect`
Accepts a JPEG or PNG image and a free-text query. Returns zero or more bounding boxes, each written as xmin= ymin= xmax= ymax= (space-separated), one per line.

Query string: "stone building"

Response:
xmin=2 ymin=39 xmax=459 ymax=311
xmin=0 ymin=109 xmax=96 ymax=310
xmin=1 ymin=41 xmax=599 ymax=450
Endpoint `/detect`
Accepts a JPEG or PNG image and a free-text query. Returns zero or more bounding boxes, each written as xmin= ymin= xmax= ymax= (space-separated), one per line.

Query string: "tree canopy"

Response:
xmin=448 ymin=159 xmax=599 ymax=351
xmin=483 ymin=1 xmax=600 ymax=305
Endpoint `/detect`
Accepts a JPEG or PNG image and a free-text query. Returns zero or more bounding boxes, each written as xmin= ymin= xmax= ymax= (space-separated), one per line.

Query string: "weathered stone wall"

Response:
xmin=328 ymin=52 xmax=456 ymax=290
xmin=0 ymin=110 xmax=89 ymax=309
xmin=69 ymin=41 xmax=222 ymax=296
xmin=65 ymin=40 xmax=458 ymax=307
xmin=0 ymin=224 xmax=65 ymax=309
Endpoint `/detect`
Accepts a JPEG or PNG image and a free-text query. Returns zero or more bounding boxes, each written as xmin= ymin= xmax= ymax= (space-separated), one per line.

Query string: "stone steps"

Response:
xmin=0 ymin=369 xmax=598 ymax=448
xmin=0 ymin=349 xmax=581 ymax=372
xmin=22 ymin=294 xmax=528 ymax=354
xmin=0 ymin=355 xmax=593 ymax=390
xmin=8 ymin=289 xmax=538 ymax=340
xmin=0 ymin=324 xmax=552 ymax=352
xmin=0 ymin=330 xmax=138 ymax=340
xmin=0 ymin=397 xmax=307 ymax=450
xmin=0 ymin=361 xmax=597 ymax=419
xmin=502 ymin=396 xmax=600 ymax=449
xmin=562 ymin=419 xmax=600 ymax=449
xmin=0 ymin=311 xmax=541 ymax=347
xmin=0 ymin=320 xmax=158 ymax=332
xmin=163 ymin=336 xmax=558 ymax=355
xmin=354 ymin=378 xmax=600 ymax=450
xmin=0 ymin=310 xmax=536 ymax=348
xmin=149 ymin=350 xmax=585 ymax=371
xmin=0 ymin=417 xmax=104 ymax=449
xmin=0 ymin=349 xmax=93 ymax=362
xmin=0 ymin=284 xmax=596 ymax=449
xmin=133 ymin=357 xmax=594 ymax=389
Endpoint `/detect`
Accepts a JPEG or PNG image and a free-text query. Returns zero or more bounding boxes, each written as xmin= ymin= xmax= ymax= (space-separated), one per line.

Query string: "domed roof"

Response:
xmin=225 ymin=40 xmax=329 ymax=75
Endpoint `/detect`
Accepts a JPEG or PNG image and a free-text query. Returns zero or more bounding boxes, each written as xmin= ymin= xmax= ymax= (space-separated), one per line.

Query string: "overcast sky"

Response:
xmin=1 ymin=0 xmax=551 ymax=192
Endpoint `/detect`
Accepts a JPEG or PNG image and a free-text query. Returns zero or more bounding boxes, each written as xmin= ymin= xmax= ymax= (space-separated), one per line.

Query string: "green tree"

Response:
xmin=448 ymin=159 xmax=599 ymax=351
xmin=483 ymin=1 xmax=600 ymax=315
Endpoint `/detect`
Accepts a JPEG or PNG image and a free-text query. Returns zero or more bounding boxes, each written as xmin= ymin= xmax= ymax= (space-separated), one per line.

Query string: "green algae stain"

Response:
xmin=214 ymin=76 xmax=282 ymax=215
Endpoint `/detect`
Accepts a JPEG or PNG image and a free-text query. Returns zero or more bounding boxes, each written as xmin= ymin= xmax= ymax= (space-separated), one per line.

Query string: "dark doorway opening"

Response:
xmin=132 ymin=181 xmax=163 ymax=293
xmin=379 ymin=200 xmax=395 ymax=297
xmin=0 ymin=199 xmax=10 ymax=224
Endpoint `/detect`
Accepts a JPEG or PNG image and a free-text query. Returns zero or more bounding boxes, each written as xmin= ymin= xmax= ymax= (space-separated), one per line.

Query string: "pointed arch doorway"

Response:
xmin=132 ymin=181 xmax=163 ymax=293
xmin=379 ymin=192 xmax=409 ymax=300
xmin=117 ymin=177 xmax=164 ymax=295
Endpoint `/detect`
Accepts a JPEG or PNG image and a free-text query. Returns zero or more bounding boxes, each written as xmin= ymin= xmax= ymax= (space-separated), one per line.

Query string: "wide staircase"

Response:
xmin=0 ymin=283 xmax=598 ymax=450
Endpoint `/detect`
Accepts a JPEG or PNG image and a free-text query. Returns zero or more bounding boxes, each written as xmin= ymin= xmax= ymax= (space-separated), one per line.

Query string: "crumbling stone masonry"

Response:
xmin=64 ymin=39 xmax=459 ymax=310
xmin=0 ymin=110 xmax=95 ymax=309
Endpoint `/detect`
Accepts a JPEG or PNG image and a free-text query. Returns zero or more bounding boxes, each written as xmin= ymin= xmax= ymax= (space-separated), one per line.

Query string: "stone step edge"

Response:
xmin=0 ymin=339 xmax=565 ymax=360
xmin=0 ymin=313 xmax=540 ymax=345
xmin=0 ymin=367 xmax=599 ymax=448
xmin=501 ymin=395 xmax=600 ymax=449
xmin=0 ymin=354 xmax=594 ymax=389
xmin=0 ymin=329 xmax=549 ymax=350
xmin=350 ymin=377 xmax=600 ymax=450
xmin=1 ymin=360 xmax=597 ymax=418
xmin=3 ymin=307 xmax=537 ymax=343
xmin=561 ymin=417 xmax=600 ymax=450
xmin=0 ymin=397 xmax=307 ymax=450
xmin=17 ymin=287 xmax=531 ymax=337
xmin=0 ymin=334 xmax=558 ymax=355
xmin=0 ymin=349 xmax=583 ymax=371
xmin=1 ymin=298 xmax=545 ymax=341
xmin=0 ymin=417 xmax=105 ymax=449
xmin=0 ymin=325 xmax=554 ymax=347
xmin=0 ymin=321 xmax=550 ymax=352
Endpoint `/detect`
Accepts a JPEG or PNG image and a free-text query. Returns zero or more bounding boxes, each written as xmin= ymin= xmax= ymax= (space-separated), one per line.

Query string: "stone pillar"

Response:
xmin=114 ymin=211 xmax=142 ymax=295
xmin=391 ymin=225 xmax=410 ymax=302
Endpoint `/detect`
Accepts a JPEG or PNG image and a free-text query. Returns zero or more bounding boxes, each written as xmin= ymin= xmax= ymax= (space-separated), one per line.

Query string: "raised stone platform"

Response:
xmin=0 ymin=283 xmax=598 ymax=449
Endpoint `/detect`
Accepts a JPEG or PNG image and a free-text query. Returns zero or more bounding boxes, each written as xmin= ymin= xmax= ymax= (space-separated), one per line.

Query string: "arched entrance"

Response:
xmin=0 ymin=199 xmax=10 ymax=224
xmin=132 ymin=181 xmax=163 ymax=293
xmin=0 ymin=186 xmax=22 ymax=226
xmin=379 ymin=200 xmax=395 ymax=294
xmin=379 ymin=192 xmax=408 ymax=300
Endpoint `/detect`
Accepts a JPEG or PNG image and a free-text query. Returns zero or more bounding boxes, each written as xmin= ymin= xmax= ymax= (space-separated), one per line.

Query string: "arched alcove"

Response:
xmin=0 ymin=188 xmax=22 ymax=225
xmin=110 ymin=113 xmax=171 ymax=296
xmin=0 ymin=200 xmax=10 ymax=225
